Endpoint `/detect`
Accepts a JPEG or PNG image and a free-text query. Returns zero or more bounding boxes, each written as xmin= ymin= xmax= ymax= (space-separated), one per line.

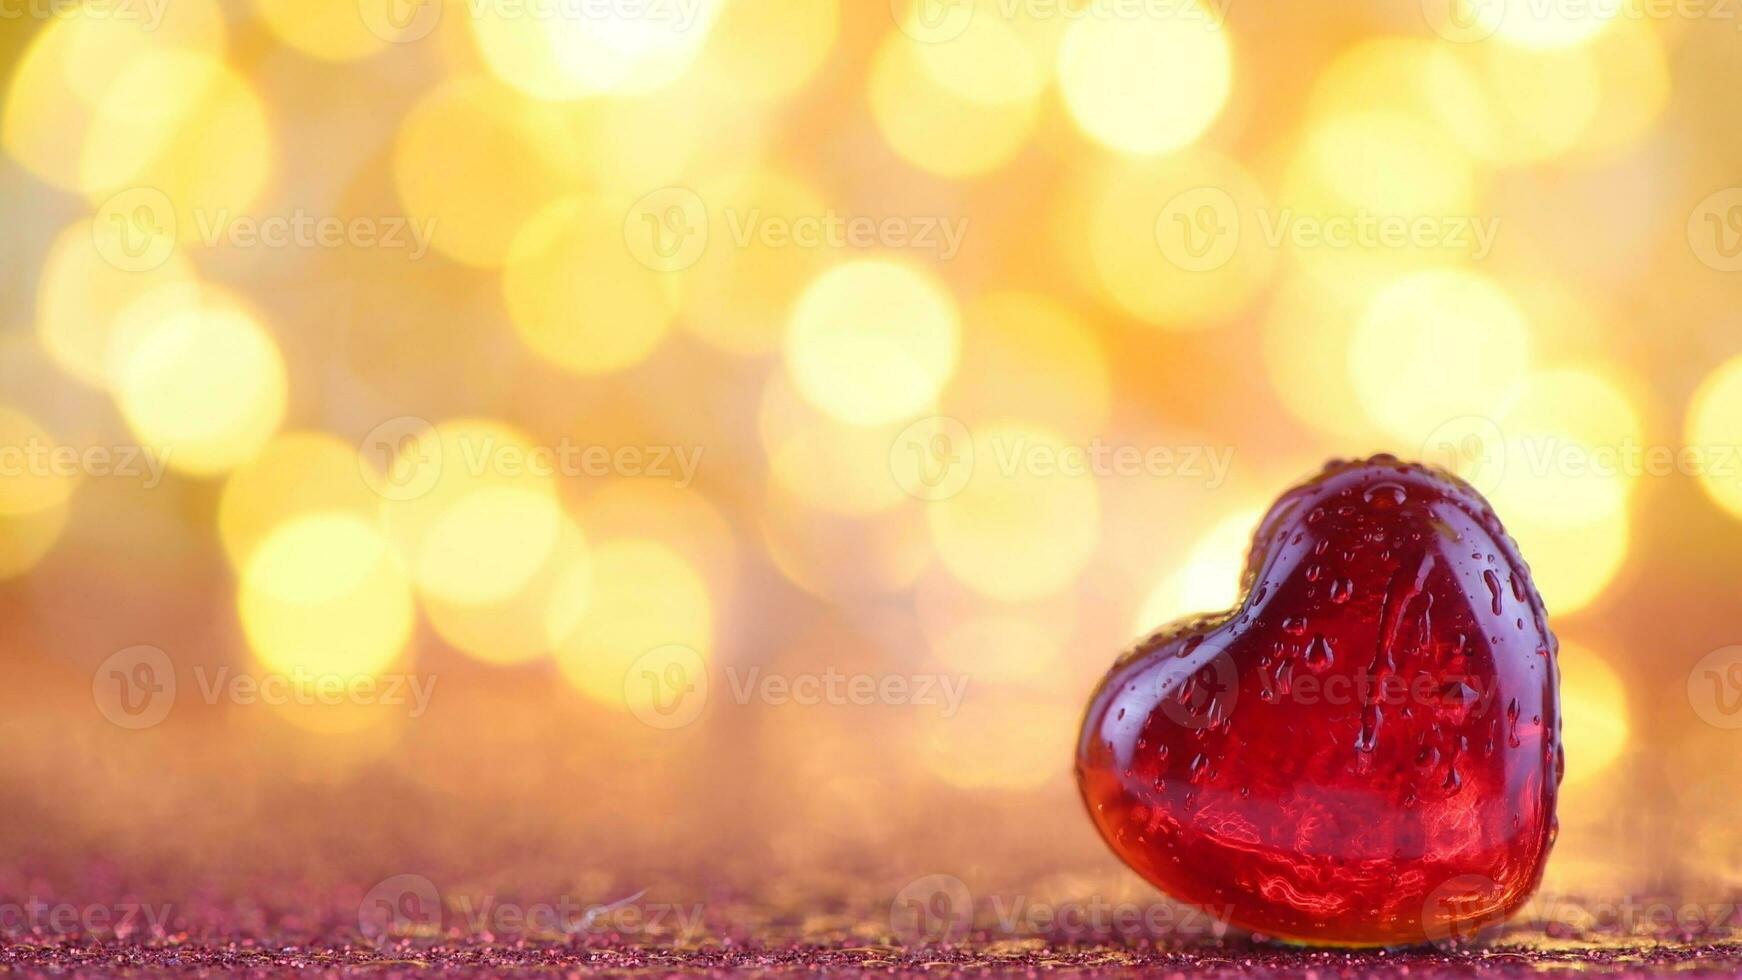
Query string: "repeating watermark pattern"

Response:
xmin=1422 ymin=874 xmax=1742 ymax=943
xmin=1421 ymin=414 xmax=1742 ymax=497
xmin=0 ymin=0 xmax=166 ymax=27
xmin=888 ymin=416 xmax=1234 ymax=502
xmin=0 ymin=898 xmax=176 ymax=938
xmin=91 ymin=646 xmax=437 ymax=730
xmin=0 ymin=438 xmax=170 ymax=490
xmin=358 ymin=875 xmax=705 ymax=943
xmin=1155 ymin=187 xmax=1501 ymax=273
xmin=1689 ymin=645 xmax=1742 ymax=729
xmin=92 ymin=188 xmax=435 ymax=271
xmin=623 ymin=186 xmax=971 ymax=272
xmin=889 ymin=874 xmax=1233 ymax=946
xmin=622 ymin=645 xmax=969 ymax=730
xmin=362 ymin=0 xmax=708 ymax=45
xmin=1423 ymin=0 xmax=1742 ymax=43
xmin=1689 ymin=187 xmax=1742 ymax=272
xmin=891 ymin=0 xmax=1230 ymax=44
xmin=357 ymin=416 xmax=704 ymax=502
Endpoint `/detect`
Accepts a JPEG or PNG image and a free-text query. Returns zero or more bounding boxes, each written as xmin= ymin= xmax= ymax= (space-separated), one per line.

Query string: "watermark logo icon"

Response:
xmin=892 ymin=0 xmax=974 ymax=43
xmin=1159 ymin=640 xmax=1238 ymax=730
xmin=624 ymin=644 xmax=709 ymax=729
xmin=93 ymin=187 xmax=176 ymax=273
xmin=890 ymin=415 xmax=974 ymax=501
xmin=1155 ymin=186 xmax=1240 ymax=272
xmin=1689 ymin=187 xmax=1742 ymax=272
xmin=1420 ymin=872 xmax=1503 ymax=943
xmin=92 ymin=645 xmax=176 ymax=730
xmin=1689 ymin=645 xmax=1742 ymax=729
xmin=625 ymin=187 xmax=708 ymax=272
xmin=890 ymin=874 xmax=973 ymax=946
xmin=1420 ymin=0 xmax=1505 ymax=42
xmin=361 ymin=0 xmax=443 ymax=43
xmin=358 ymin=416 xmax=442 ymax=501
xmin=359 ymin=874 xmax=444 ymax=941
xmin=1421 ymin=415 xmax=1507 ymax=495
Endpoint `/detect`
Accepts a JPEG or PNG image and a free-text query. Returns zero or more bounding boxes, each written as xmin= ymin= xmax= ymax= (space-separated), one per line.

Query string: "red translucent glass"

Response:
xmin=1077 ymin=456 xmax=1561 ymax=946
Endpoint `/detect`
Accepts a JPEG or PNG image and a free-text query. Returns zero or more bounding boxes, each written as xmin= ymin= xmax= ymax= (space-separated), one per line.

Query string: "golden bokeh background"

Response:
xmin=0 ymin=0 xmax=1739 ymax=927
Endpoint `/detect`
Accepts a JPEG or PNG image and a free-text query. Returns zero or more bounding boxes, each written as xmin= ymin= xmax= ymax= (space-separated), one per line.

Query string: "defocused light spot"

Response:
xmin=82 ymin=52 xmax=272 ymax=223
xmin=1489 ymin=368 xmax=1642 ymax=529
xmin=1136 ymin=506 xmax=1262 ymax=634
xmin=254 ymin=0 xmax=390 ymax=60
xmin=1481 ymin=0 xmax=1617 ymax=48
xmin=240 ymin=513 xmax=415 ymax=678
xmin=393 ymin=77 xmax=582 ymax=266
xmin=786 ymin=259 xmax=958 ymax=426
xmin=1558 ymin=642 xmax=1628 ymax=786
xmin=946 ymin=292 xmax=1111 ymax=438
xmin=693 ymin=0 xmax=838 ymax=102
xmin=928 ymin=424 xmax=1100 ymax=602
xmin=914 ymin=3 xmax=1049 ymax=105
xmin=1290 ymin=111 xmax=1474 ymax=222
xmin=379 ymin=418 xmax=564 ymax=606
xmin=681 ymin=170 xmax=830 ymax=356
xmin=761 ymin=372 xmax=911 ymax=515
xmin=36 ymin=221 xmax=196 ymax=389
xmin=1075 ymin=149 xmax=1273 ymax=328
xmin=0 ymin=500 xmax=70 ymax=581
xmin=1057 ymin=1 xmax=1231 ymax=155
xmin=108 ymin=284 xmax=287 ymax=476
xmin=1260 ymin=275 xmax=1385 ymax=442
xmin=1517 ymin=511 xmax=1629 ymax=617
xmin=0 ymin=407 xmax=79 ymax=516
xmin=927 ymin=610 xmax=1070 ymax=683
xmin=219 ymin=431 xmax=378 ymax=569
xmin=2 ymin=0 xmax=226 ymax=189
xmin=1687 ymin=355 xmax=1742 ymax=522
xmin=1447 ymin=42 xmax=1600 ymax=165
xmin=427 ymin=517 xmax=591 ymax=666
xmin=1350 ymin=270 xmax=1531 ymax=442
xmin=868 ymin=32 xmax=1038 ymax=178
xmin=474 ymin=0 xmax=722 ymax=98
xmin=554 ymin=538 xmax=713 ymax=712
xmin=578 ymin=480 xmax=737 ymax=603
xmin=504 ymin=195 xmax=681 ymax=374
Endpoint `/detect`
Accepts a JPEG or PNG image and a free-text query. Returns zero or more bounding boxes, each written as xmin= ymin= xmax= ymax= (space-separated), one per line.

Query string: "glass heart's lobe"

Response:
xmin=1077 ymin=455 xmax=1561 ymax=946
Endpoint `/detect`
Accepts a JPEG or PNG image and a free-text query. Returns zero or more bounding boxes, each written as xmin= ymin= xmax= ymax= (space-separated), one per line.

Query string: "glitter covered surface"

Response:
xmin=5 ymin=893 xmax=1742 ymax=978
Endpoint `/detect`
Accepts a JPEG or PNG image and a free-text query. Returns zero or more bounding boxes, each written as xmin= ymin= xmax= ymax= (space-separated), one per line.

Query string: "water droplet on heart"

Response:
xmin=1482 ymin=569 xmax=1503 ymax=615
xmin=1282 ymin=616 xmax=1307 ymax=636
xmin=1364 ymin=482 xmax=1406 ymax=508
xmin=1329 ymin=578 xmax=1355 ymax=603
xmin=1305 ymin=563 xmax=1324 ymax=583
xmin=1304 ymin=635 xmax=1334 ymax=670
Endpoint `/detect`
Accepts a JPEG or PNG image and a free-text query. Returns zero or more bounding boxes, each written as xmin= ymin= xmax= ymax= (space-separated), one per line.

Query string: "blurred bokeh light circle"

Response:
xmin=1057 ymin=0 xmax=1232 ymax=155
xmin=869 ymin=31 xmax=1040 ymax=178
xmin=1686 ymin=354 xmax=1742 ymax=521
xmin=786 ymin=259 xmax=959 ymax=427
xmin=555 ymin=538 xmax=713 ymax=714
xmin=219 ymin=431 xmax=381 ymax=569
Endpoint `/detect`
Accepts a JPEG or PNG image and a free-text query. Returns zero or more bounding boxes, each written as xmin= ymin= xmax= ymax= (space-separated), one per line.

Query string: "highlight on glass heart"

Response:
xmin=2 ymin=0 xmax=1734 ymax=972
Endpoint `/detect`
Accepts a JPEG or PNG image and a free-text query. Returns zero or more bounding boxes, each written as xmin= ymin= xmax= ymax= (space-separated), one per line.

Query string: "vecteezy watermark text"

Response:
xmin=358 ymin=874 xmax=706 ymax=943
xmin=0 ymin=438 xmax=170 ymax=489
xmin=889 ymin=874 xmax=1234 ymax=946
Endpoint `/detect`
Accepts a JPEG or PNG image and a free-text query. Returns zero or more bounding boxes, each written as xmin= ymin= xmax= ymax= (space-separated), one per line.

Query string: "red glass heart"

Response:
xmin=1077 ymin=455 xmax=1561 ymax=946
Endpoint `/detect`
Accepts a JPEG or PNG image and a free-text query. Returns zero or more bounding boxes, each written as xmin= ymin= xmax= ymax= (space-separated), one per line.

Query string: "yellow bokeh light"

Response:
xmin=868 ymin=32 xmax=1039 ymax=178
xmin=108 ymin=284 xmax=288 ymax=476
xmin=945 ymin=292 xmax=1111 ymax=438
xmin=680 ymin=170 xmax=830 ymax=357
xmin=927 ymin=424 xmax=1100 ymax=602
xmin=1260 ymin=274 xmax=1385 ymax=442
xmin=425 ymin=517 xmax=591 ymax=666
xmin=36 ymin=220 xmax=196 ymax=389
xmin=240 ymin=513 xmax=415 ymax=678
xmin=1 ymin=0 xmax=225 ymax=189
xmin=218 ymin=431 xmax=379 ymax=569
xmin=473 ymin=0 xmax=722 ymax=99
xmin=393 ymin=76 xmax=582 ymax=266
xmin=920 ymin=690 xmax=1076 ymax=790
xmin=82 ymin=52 xmax=272 ymax=222
xmin=503 ymin=195 xmax=682 ymax=374
xmin=554 ymin=538 xmax=713 ymax=712
xmin=1477 ymin=0 xmax=1618 ymax=49
xmin=1056 ymin=1 xmax=1231 ymax=155
xmin=1558 ymin=642 xmax=1629 ymax=786
xmin=1135 ymin=506 xmax=1261 ymax=635
xmin=1290 ymin=111 xmax=1475 ymax=222
xmin=913 ymin=1 xmax=1052 ymax=106
xmin=1687 ymin=355 xmax=1742 ymax=521
xmin=1073 ymin=148 xmax=1274 ymax=328
xmin=1448 ymin=42 xmax=1601 ymax=166
xmin=1489 ymin=367 xmax=1642 ymax=529
xmin=1350 ymin=269 xmax=1531 ymax=442
xmin=786 ymin=259 xmax=958 ymax=427
xmin=0 ymin=407 xmax=79 ymax=516
xmin=761 ymin=483 xmax=932 ymax=599
xmin=378 ymin=418 xmax=565 ymax=606
xmin=695 ymin=0 xmax=837 ymax=102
